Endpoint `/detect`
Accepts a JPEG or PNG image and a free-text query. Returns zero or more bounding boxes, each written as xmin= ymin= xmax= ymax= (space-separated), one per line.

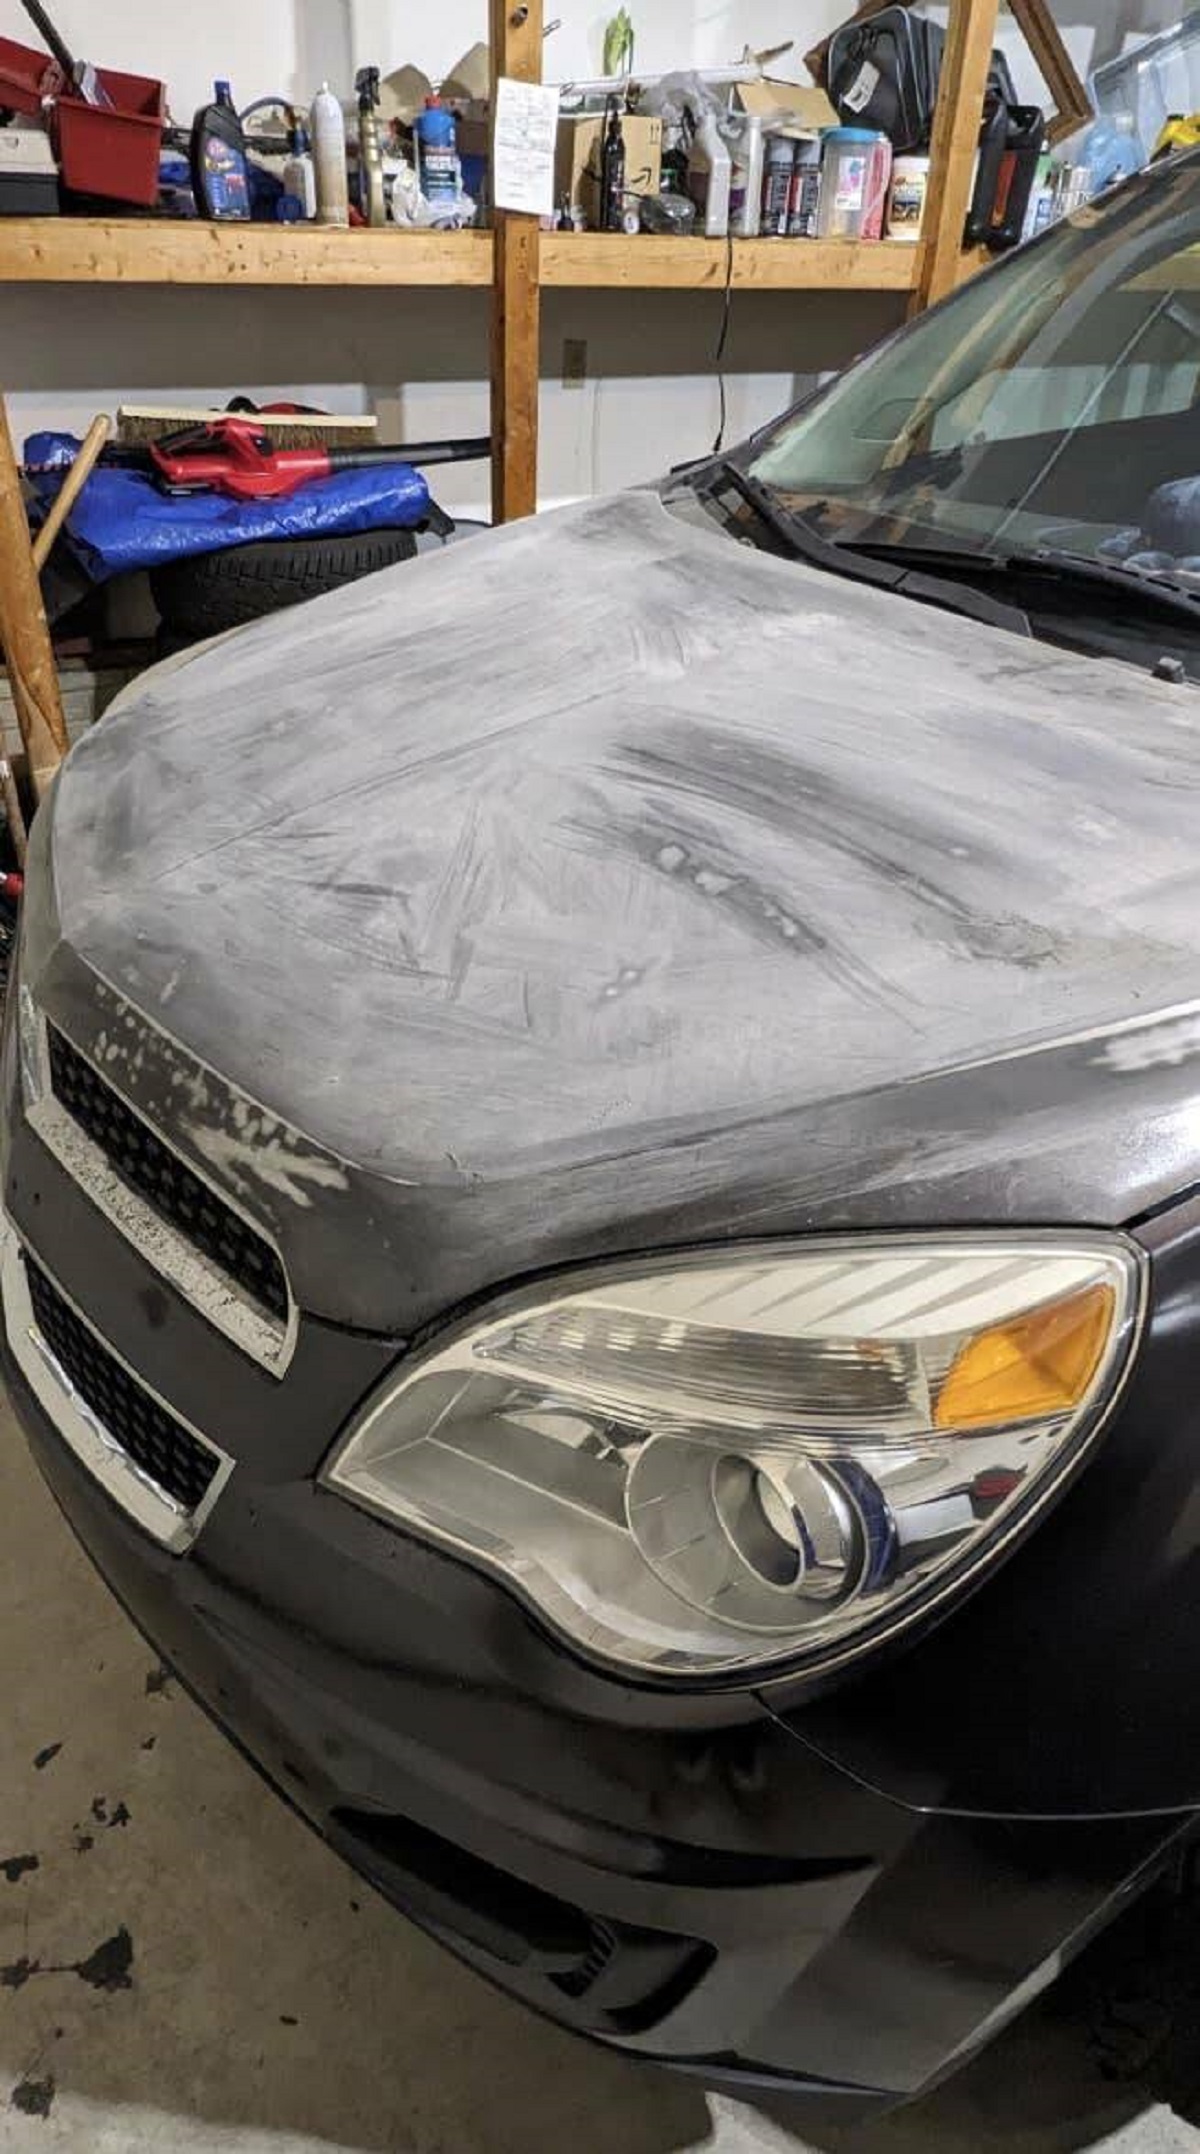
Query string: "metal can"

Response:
xmin=760 ymin=133 xmax=796 ymax=237
xmin=787 ymin=138 xmax=821 ymax=237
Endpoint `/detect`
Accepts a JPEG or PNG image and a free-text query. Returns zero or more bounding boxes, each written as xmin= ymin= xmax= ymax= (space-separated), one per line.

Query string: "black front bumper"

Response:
xmin=5 ymin=981 xmax=1198 ymax=2117
xmin=3 ymin=1217 xmax=1191 ymax=2118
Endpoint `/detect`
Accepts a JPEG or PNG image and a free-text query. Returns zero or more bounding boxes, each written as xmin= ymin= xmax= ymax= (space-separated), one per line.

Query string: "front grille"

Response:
xmin=25 ymin=1255 xmax=220 ymax=1515
xmin=47 ymin=1026 xmax=288 ymax=1325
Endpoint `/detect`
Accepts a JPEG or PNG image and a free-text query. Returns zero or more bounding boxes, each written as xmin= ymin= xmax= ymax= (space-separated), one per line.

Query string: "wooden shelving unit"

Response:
xmin=0 ymin=0 xmax=1003 ymax=783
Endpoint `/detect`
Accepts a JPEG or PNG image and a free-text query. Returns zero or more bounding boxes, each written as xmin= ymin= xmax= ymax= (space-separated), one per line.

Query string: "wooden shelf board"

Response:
xmin=0 ymin=219 xmax=495 ymax=287
xmin=0 ymin=220 xmax=924 ymax=295
xmin=540 ymin=233 xmax=921 ymax=292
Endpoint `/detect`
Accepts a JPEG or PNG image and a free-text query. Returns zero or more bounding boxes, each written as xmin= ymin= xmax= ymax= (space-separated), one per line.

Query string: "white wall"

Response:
xmin=0 ymin=0 xmax=1170 ymax=515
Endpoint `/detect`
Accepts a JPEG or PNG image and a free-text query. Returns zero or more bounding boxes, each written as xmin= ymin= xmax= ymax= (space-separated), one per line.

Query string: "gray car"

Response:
xmin=4 ymin=147 xmax=1200 ymax=2118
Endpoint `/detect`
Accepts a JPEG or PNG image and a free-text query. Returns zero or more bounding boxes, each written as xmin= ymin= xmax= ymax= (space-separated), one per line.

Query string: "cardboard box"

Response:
xmin=732 ymin=79 xmax=838 ymax=131
xmin=555 ymin=112 xmax=662 ymax=223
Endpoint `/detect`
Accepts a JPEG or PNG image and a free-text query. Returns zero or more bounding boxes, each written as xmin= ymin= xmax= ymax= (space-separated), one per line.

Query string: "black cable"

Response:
xmin=711 ymin=227 xmax=736 ymax=454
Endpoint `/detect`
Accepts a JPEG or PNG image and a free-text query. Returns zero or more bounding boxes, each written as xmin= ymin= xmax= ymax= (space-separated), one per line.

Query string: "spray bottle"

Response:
xmin=282 ymin=114 xmax=317 ymax=220
xmin=356 ymin=66 xmax=387 ymax=226
xmin=312 ymin=82 xmax=349 ymax=228
xmin=600 ymin=94 xmax=626 ymax=231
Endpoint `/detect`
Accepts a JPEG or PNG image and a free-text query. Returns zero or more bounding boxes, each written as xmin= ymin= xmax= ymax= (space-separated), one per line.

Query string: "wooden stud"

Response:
xmin=1008 ymin=0 xmax=1092 ymax=147
xmin=0 ymin=394 xmax=69 ymax=799
xmin=489 ymin=0 xmax=543 ymax=524
xmin=914 ymin=0 xmax=1002 ymax=313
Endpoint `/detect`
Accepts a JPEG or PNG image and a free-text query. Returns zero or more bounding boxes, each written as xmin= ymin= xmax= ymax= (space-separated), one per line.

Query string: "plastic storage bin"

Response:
xmin=1090 ymin=15 xmax=1200 ymax=165
xmin=52 ymin=66 xmax=165 ymax=206
xmin=0 ymin=35 xmax=60 ymax=117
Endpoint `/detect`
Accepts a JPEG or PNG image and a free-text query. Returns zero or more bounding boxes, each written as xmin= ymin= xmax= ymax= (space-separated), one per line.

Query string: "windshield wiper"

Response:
xmin=707 ymin=462 xmax=1031 ymax=639
xmin=840 ymin=536 xmax=1200 ymax=631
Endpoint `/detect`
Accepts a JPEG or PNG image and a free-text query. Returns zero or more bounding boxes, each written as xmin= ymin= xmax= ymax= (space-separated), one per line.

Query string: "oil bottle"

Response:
xmin=191 ymin=80 xmax=251 ymax=221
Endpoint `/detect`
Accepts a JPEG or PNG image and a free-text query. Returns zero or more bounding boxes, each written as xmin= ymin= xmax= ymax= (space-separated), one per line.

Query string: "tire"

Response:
xmin=150 ymin=528 xmax=420 ymax=642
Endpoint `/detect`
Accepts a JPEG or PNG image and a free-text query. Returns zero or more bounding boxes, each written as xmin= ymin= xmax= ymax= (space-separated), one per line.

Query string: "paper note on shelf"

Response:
xmin=493 ymin=75 xmax=559 ymax=215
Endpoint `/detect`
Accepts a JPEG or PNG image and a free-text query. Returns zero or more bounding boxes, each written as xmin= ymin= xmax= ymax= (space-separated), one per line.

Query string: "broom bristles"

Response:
xmin=116 ymin=405 xmax=379 ymax=449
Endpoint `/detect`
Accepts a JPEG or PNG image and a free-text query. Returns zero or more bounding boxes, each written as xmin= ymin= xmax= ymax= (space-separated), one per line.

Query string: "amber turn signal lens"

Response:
xmin=935 ymin=1282 xmax=1116 ymax=1431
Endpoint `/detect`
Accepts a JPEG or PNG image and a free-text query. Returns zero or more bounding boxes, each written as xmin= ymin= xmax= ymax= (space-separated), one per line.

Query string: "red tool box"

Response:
xmin=0 ymin=35 xmax=164 ymax=206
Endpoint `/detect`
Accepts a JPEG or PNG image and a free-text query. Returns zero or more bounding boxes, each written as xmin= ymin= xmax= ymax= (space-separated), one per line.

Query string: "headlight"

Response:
xmin=324 ymin=1236 xmax=1143 ymax=1683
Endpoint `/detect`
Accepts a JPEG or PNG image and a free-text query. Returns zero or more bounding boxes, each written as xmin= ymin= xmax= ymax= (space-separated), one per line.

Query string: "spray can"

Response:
xmin=787 ymin=136 xmax=821 ymax=237
xmin=417 ymin=96 xmax=460 ymax=203
xmin=730 ymin=113 xmax=764 ymax=237
xmin=190 ymin=80 xmax=251 ymax=222
xmin=760 ymin=131 xmax=795 ymax=237
xmin=282 ymin=116 xmax=317 ymax=220
xmin=312 ymin=83 xmax=349 ymax=227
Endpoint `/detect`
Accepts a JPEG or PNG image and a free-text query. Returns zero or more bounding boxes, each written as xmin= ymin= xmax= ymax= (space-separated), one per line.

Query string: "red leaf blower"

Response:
xmin=109 ymin=416 xmax=491 ymax=503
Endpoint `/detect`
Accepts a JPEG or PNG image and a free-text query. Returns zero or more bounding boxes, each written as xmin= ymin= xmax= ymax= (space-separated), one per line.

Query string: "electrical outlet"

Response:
xmin=562 ymin=338 xmax=588 ymax=389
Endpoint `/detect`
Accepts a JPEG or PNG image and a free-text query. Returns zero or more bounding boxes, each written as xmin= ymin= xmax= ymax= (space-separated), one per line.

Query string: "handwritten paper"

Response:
xmin=492 ymin=76 xmax=559 ymax=217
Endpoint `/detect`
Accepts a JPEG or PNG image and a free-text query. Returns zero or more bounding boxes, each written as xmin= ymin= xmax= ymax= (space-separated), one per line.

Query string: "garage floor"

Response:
xmin=2 ymin=1383 xmax=1198 ymax=2154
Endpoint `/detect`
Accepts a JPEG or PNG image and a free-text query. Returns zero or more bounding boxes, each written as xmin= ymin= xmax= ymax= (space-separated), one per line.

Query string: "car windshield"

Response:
xmin=746 ymin=151 xmax=1200 ymax=577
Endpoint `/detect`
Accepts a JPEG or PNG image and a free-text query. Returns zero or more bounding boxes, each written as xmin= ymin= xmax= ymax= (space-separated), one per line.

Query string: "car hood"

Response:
xmin=41 ymin=489 xmax=1200 ymax=1329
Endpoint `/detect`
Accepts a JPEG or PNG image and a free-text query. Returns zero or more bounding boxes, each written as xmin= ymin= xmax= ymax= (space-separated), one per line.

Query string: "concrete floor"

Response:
xmin=2 ymin=1384 xmax=1199 ymax=2154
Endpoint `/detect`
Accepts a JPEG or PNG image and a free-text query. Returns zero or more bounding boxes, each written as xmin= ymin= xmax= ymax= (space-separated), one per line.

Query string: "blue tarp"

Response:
xmin=25 ymin=431 xmax=432 ymax=582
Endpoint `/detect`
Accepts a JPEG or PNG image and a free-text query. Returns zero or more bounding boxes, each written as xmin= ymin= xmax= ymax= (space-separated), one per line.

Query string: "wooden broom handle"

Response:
xmin=33 ymin=414 xmax=110 ymax=572
xmin=0 ymin=394 xmax=69 ymax=797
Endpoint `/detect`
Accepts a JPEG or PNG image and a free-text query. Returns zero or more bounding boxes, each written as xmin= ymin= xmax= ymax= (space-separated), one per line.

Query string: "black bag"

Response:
xmin=827 ymin=6 xmax=1017 ymax=153
xmin=966 ymin=97 xmax=1044 ymax=248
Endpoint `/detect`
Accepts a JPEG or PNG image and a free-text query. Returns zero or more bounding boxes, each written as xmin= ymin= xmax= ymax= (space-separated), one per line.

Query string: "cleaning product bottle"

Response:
xmin=191 ymin=80 xmax=251 ymax=222
xmin=760 ymin=130 xmax=795 ymax=236
xmin=730 ymin=113 xmax=764 ymax=237
xmin=356 ymin=66 xmax=387 ymax=226
xmin=282 ymin=115 xmax=317 ymax=220
xmin=600 ymin=94 xmax=626 ymax=231
xmin=687 ymin=110 xmax=731 ymax=238
xmin=312 ymin=82 xmax=349 ymax=228
xmin=417 ymin=95 xmax=460 ymax=203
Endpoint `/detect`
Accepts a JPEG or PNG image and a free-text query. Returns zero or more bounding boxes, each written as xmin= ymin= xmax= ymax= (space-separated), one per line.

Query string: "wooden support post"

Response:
xmin=489 ymin=0 xmax=543 ymax=524
xmin=0 ymin=393 xmax=68 ymax=798
xmin=913 ymin=0 xmax=1001 ymax=314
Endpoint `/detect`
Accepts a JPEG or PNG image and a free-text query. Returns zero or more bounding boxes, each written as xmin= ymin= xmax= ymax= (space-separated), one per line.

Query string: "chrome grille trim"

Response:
xmin=22 ymin=1002 xmax=297 ymax=1378
xmin=1 ymin=1220 xmax=234 ymax=1553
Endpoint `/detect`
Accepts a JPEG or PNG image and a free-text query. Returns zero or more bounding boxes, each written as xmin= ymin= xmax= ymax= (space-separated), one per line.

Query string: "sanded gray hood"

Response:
xmin=40 ymin=490 xmax=1200 ymax=1326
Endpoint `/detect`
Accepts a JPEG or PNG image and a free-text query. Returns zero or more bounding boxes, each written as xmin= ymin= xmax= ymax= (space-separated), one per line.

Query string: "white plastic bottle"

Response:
xmin=311 ymin=83 xmax=349 ymax=228
xmin=688 ymin=112 xmax=731 ymax=238
xmin=730 ymin=114 xmax=764 ymax=237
